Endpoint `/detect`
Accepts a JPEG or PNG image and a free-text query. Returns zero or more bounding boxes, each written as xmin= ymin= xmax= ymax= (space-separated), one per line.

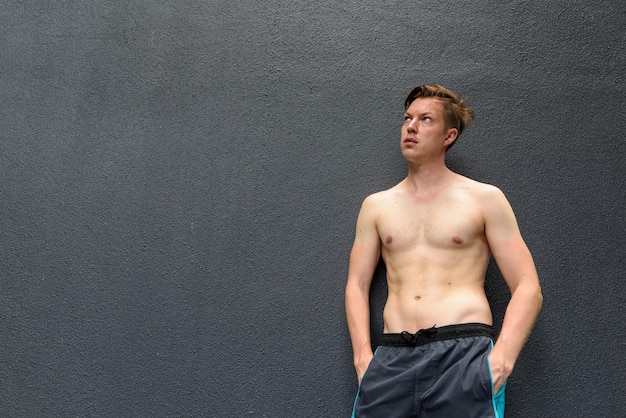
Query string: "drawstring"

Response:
xmin=401 ymin=325 xmax=438 ymax=344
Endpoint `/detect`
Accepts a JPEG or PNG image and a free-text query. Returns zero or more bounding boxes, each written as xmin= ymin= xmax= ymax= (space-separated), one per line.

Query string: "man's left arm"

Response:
xmin=483 ymin=187 xmax=543 ymax=393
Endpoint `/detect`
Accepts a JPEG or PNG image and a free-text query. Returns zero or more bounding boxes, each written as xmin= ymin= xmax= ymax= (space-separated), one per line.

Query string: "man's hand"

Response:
xmin=488 ymin=351 xmax=512 ymax=394
xmin=355 ymin=352 xmax=374 ymax=384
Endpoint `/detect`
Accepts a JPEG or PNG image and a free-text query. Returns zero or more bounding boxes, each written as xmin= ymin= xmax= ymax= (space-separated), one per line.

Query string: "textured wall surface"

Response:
xmin=1 ymin=1 xmax=624 ymax=416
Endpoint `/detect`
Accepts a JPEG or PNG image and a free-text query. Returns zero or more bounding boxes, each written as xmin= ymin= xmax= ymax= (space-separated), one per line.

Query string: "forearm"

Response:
xmin=492 ymin=281 xmax=543 ymax=373
xmin=345 ymin=282 xmax=374 ymax=370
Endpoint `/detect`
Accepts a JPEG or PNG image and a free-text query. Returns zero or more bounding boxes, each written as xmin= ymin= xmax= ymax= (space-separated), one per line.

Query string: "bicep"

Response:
xmin=484 ymin=189 xmax=538 ymax=291
xmin=347 ymin=198 xmax=381 ymax=290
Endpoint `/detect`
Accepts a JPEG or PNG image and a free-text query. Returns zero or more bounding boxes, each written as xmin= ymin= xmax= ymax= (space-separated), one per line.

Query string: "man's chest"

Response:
xmin=376 ymin=199 xmax=484 ymax=250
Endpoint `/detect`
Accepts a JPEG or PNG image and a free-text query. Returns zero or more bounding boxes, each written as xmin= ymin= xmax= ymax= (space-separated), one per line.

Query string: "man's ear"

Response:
xmin=443 ymin=128 xmax=458 ymax=148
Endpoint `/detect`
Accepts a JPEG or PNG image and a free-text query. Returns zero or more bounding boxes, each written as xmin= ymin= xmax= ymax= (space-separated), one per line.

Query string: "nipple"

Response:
xmin=452 ymin=236 xmax=463 ymax=244
xmin=386 ymin=235 xmax=393 ymax=245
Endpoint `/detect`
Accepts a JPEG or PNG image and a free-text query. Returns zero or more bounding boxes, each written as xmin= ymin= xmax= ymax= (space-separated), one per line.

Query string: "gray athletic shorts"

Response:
xmin=351 ymin=323 xmax=506 ymax=418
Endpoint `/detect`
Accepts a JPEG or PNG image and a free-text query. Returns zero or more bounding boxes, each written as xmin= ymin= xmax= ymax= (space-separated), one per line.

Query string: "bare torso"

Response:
xmin=374 ymin=174 xmax=493 ymax=333
xmin=347 ymin=94 xmax=542 ymax=389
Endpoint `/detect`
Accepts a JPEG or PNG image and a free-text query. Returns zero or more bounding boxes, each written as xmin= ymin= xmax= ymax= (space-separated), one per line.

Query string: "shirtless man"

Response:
xmin=346 ymin=84 xmax=543 ymax=417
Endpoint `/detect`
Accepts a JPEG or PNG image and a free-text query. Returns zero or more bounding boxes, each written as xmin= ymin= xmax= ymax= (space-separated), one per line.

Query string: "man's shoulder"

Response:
xmin=454 ymin=174 xmax=504 ymax=198
xmin=362 ymin=184 xmax=404 ymax=205
xmin=452 ymin=176 xmax=515 ymax=221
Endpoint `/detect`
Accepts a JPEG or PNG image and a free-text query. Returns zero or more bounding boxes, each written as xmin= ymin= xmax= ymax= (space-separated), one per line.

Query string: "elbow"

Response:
xmin=536 ymin=286 xmax=544 ymax=309
xmin=528 ymin=281 xmax=543 ymax=312
xmin=345 ymin=280 xmax=368 ymax=301
xmin=515 ymin=280 xmax=543 ymax=311
xmin=345 ymin=276 xmax=371 ymax=307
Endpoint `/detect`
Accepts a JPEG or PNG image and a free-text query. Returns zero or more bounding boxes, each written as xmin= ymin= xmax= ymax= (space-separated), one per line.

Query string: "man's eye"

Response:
xmin=423 ymin=117 xmax=432 ymax=122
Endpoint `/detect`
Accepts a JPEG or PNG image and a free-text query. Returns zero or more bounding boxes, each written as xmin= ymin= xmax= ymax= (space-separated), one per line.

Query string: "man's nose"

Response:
xmin=406 ymin=119 xmax=417 ymax=133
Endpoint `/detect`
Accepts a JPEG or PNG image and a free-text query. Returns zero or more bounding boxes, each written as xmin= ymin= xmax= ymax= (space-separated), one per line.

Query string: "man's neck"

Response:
xmin=404 ymin=160 xmax=454 ymax=193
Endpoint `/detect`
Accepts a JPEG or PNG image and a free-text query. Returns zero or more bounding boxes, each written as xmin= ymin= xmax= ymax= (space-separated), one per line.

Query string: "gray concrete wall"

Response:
xmin=1 ymin=1 xmax=624 ymax=416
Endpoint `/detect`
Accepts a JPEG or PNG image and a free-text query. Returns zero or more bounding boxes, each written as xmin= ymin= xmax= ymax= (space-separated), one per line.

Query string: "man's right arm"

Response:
xmin=345 ymin=195 xmax=381 ymax=383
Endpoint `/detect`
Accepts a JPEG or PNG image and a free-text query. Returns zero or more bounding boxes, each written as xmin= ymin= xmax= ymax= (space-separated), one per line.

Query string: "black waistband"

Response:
xmin=380 ymin=323 xmax=494 ymax=347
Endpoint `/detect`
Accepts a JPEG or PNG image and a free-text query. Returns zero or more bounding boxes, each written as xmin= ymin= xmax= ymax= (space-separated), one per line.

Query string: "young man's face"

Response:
xmin=400 ymin=97 xmax=457 ymax=160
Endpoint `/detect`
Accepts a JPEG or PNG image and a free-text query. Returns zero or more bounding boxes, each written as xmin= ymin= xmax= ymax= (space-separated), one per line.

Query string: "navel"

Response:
xmin=452 ymin=236 xmax=463 ymax=244
xmin=414 ymin=295 xmax=421 ymax=301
